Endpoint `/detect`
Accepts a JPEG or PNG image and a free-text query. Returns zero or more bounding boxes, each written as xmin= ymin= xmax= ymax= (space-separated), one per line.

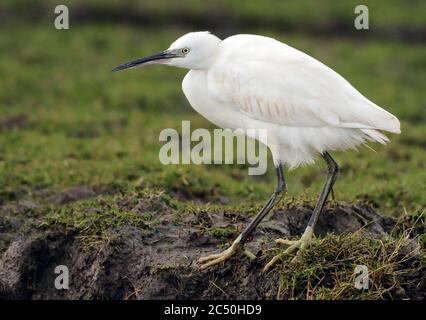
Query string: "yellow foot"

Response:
xmin=275 ymin=238 xmax=297 ymax=246
xmin=198 ymin=235 xmax=242 ymax=270
xmin=263 ymin=226 xmax=314 ymax=273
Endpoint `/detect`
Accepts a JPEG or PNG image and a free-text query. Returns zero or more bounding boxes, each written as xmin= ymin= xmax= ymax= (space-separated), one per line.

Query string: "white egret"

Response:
xmin=112 ymin=32 xmax=401 ymax=272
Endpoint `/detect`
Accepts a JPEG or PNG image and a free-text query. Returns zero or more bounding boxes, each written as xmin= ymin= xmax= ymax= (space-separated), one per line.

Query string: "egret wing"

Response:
xmin=207 ymin=39 xmax=400 ymax=133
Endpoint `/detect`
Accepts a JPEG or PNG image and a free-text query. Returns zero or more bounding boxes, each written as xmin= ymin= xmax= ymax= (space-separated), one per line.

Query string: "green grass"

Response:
xmin=0 ymin=3 xmax=424 ymax=300
xmin=0 ymin=23 xmax=425 ymax=218
xmin=3 ymin=0 xmax=426 ymax=28
xmin=275 ymin=229 xmax=422 ymax=299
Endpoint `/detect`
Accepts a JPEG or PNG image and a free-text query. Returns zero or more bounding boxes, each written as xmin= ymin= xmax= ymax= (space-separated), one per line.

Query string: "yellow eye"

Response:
xmin=181 ymin=47 xmax=190 ymax=54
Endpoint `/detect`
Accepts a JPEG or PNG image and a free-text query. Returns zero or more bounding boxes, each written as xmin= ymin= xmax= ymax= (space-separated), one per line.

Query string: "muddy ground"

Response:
xmin=0 ymin=195 xmax=424 ymax=300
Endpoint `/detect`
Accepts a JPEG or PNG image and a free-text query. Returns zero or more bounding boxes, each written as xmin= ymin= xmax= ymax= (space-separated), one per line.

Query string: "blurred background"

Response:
xmin=0 ymin=0 xmax=425 ymax=219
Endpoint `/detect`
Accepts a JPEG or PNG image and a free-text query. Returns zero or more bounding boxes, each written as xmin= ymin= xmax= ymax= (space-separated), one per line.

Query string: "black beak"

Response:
xmin=111 ymin=51 xmax=177 ymax=72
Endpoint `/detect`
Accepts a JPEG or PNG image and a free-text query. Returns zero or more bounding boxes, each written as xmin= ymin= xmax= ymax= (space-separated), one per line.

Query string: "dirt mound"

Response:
xmin=0 ymin=203 xmax=423 ymax=299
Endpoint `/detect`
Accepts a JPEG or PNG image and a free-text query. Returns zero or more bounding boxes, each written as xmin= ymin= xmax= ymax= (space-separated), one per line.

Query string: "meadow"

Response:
xmin=0 ymin=1 xmax=424 ymax=299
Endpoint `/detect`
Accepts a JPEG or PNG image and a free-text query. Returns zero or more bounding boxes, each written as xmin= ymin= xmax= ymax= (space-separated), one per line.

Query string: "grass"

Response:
xmin=0 ymin=23 xmax=425 ymax=217
xmin=275 ymin=230 xmax=422 ymax=299
xmin=272 ymin=210 xmax=426 ymax=299
xmin=0 ymin=2 xmax=425 ymax=299
xmin=3 ymin=0 xmax=426 ymax=29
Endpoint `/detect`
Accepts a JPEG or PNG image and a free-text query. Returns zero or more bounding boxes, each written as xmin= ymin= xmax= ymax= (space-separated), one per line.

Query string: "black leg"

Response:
xmin=307 ymin=151 xmax=339 ymax=229
xmin=263 ymin=153 xmax=339 ymax=272
xmin=198 ymin=163 xmax=286 ymax=269
xmin=240 ymin=163 xmax=286 ymax=244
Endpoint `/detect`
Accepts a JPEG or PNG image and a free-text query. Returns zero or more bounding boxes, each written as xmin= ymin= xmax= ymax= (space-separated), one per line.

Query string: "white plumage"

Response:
xmin=180 ymin=33 xmax=400 ymax=168
xmin=112 ymin=31 xmax=401 ymax=271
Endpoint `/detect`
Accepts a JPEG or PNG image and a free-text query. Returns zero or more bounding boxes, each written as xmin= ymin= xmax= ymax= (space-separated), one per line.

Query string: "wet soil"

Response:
xmin=0 ymin=201 xmax=424 ymax=300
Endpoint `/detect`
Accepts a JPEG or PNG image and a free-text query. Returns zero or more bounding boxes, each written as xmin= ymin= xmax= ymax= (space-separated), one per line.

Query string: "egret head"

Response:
xmin=112 ymin=32 xmax=221 ymax=72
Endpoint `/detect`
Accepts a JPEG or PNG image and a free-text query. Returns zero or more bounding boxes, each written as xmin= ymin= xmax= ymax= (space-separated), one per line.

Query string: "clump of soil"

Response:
xmin=0 ymin=202 xmax=424 ymax=300
xmin=46 ymin=185 xmax=117 ymax=205
xmin=0 ymin=115 xmax=27 ymax=132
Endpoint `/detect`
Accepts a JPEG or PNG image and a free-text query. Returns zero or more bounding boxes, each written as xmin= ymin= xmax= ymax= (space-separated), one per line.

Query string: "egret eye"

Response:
xmin=181 ymin=47 xmax=190 ymax=54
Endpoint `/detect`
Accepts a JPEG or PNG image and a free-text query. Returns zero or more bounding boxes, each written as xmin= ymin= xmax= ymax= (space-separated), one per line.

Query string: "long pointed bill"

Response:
xmin=111 ymin=50 xmax=178 ymax=72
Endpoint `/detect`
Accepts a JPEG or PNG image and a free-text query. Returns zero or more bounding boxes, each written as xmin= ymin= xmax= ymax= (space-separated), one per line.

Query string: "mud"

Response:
xmin=0 ymin=115 xmax=27 ymax=132
xmin=46 ymin=185 xmax=117 ymax=205
xmin=0 ymin=202 xmax=424 ymax=300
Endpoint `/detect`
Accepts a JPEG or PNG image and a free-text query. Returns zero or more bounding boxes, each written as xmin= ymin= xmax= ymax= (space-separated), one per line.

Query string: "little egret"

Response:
xmin=112 ymin=32 xmax=401 ymax=272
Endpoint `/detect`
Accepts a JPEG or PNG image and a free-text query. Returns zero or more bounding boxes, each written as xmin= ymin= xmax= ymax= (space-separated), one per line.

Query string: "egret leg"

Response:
xmin=264 ymin=152 xmax=339 ymax=272
xmin=198 ymin=164 xmax=286 ymax=270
